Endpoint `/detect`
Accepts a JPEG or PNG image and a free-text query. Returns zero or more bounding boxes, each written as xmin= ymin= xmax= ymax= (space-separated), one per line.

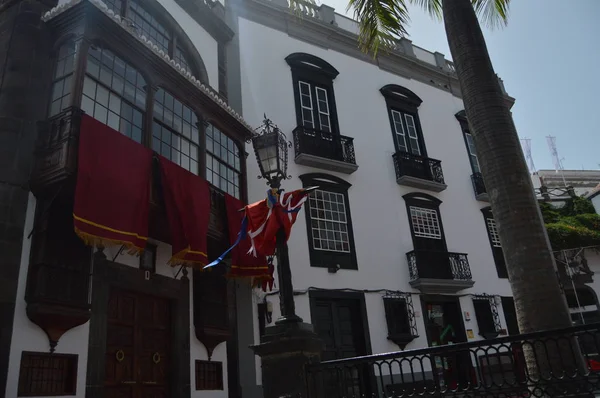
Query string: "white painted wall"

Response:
xmin=239 ymin=17 xmax=513 ymax=359
xmin=5 ymin=194 xmax=91 ymax=398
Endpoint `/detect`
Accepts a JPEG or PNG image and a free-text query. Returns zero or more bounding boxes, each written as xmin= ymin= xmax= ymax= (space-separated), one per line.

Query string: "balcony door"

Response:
xmin=405 ymin=194 xmax=451 ymax=279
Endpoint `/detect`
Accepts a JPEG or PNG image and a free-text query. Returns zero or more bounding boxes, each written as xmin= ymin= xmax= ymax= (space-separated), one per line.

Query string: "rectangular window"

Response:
xmin=205 ymin=125 xmax=241 ymax=199
xmin=486 ymin=218 xmax=501 ymax=247
xmin=315 ymin=87 xmax=331 ymax=133
xmin=384 ymin=297 xmax=412 ymax=336
xmin=195 ymin=360 xmax=224 ymax=390
xmin=473 ymin=298 xmax=499 ymax=338
xmin=18 ymin=352 xmax=77 ymax=396
xmin=298 ymin=81 xmax=315 ymax=129
xmin=129 ymin=0 xmax=171 ymax=53
xmin=308 ymin=190 xmax=350 ymax=253
xmin=409 ymin=206 xmax=441 ymax=239
xmin=49 ymin=41 xmax=79 ymax=117
xmin=390 ymin=109 xmax=421 ymax=155
xmin=465 ymin=133 xmax=480 ymax=173
xmin=501 ymin=296 xmax=520 ymax=335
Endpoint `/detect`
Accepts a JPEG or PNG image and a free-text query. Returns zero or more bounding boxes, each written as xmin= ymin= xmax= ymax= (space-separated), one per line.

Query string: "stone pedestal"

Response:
xmin=251 ymin=322 xmax=324 ymax=398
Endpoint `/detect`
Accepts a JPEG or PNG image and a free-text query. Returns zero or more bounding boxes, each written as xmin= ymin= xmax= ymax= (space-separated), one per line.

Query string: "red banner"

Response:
xmin=225 ymin=195 xmax=271 ymax=282
xmin=73 ymin=115 xmax=152 ymax=253
xmin=246 ymin=189 xmax=308 ymax=257
xmin=159 ymin=156 xmax=210 ymax=267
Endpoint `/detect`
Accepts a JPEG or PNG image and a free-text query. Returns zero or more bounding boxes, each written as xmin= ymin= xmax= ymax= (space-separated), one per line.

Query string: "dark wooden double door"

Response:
xmin=311 ymin=293 xmax=371 ymax=398
xmin=105 ymin=289 xmax=171 ymax=398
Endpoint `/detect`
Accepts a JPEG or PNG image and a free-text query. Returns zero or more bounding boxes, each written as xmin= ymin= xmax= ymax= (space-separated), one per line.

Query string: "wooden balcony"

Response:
xmin=30 ymin=107 xmax=230 ymax=243
xmin=393 ymin=151 xmax=447 ymax=192
xmin=292 ymin=126 xmax=358 ymax=174
xmin=406 ymin=250 xmax=474 ymax=293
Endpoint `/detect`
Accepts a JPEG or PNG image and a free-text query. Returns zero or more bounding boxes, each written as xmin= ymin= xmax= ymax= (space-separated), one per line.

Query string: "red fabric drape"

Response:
xmin=159 ymin=156 xmax=210 ymax=267
xmin=73 ymin=115 xmax=152 ymax=253
xmin=246 ymin=189 xmax=308 ymax=257
xmin=225 ymin=194 xmax=270 ymax=281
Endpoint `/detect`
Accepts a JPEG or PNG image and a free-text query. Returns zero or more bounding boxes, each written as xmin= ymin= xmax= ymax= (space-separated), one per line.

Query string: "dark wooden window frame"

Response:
xmin=455 ymin=110 xmax=481 ymax=175
xmin=383 ymin=293 xmax=418 ymax=349
xmin=286 ymin=52 xmax=341 ymax=135
xmin=481 ymin=207 xmax=508 ymax=279
xmin=18 ymin=352 xmax=78 ymax=397
xmin=299 ymin=173 xmax=358 ymax=270
xmin=472 ymin=295 xmax=501 ymax=339
xmin=403 ymin=192 xmax=448 ymax=252
xmin=380 ymin=84 xmax=427 ymax=157
xmin=501 ymin=296 xmax=520 ymax=335
xmin=195 ymin=360 xmax=224 ymax=390
xmin=98 ymin=0 xmax=206 ymax=79
xmin=44 ymin=3 xmax=249 ymax=200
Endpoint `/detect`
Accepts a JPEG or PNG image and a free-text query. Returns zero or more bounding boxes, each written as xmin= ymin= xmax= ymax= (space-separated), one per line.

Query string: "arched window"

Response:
xmin=49 ymin=40 xmax=79 ymax=117
xmin=80 ymin=46 xmax=146 ymax=143
xmin=205 ymin=124 xmax=241 ymax=198
xmin=152 ymin=88 xmax=200 ymax=174
xmin=103 ymin=0 xmax=194 ymax=75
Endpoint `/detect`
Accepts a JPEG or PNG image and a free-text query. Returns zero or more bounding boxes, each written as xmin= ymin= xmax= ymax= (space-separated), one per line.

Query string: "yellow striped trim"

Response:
xmin=74 ymin=227 xmax=144 ymax=255
xmin=230 ymin=265 xmax=269 ymax=270
xmin=73 ymin=213 xmax=148 ymax=241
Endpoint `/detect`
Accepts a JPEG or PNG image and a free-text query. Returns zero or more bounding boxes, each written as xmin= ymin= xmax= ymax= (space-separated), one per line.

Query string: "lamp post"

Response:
xmin=251 ymin=116 xmax=302 ymax=324
xmin=249 ymin=116 xmax=324 ymax=398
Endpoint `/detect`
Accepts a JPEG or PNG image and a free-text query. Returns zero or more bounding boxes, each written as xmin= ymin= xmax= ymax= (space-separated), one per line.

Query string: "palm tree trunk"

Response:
xmin=441 ymin=0 xmax=585 ymax=389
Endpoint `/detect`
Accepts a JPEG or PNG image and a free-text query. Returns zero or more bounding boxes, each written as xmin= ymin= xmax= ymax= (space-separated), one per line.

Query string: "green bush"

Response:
xmin=541 ymin=197 xmax=599 ymax=250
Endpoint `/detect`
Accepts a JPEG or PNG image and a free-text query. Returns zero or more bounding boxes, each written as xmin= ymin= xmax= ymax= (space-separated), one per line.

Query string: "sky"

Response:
xmin=323 ymin=0 xmax=600 ymax=171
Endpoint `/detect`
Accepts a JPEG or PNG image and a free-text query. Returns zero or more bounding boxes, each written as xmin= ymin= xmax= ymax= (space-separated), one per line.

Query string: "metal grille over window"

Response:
xmin=195 ymin=360 xmax=224 ymax=390
xmin=309 ymin=190 xmax=350 ymax=252
xmin=81 ymin=46 xmax=146 ymax=143
xmin=129 ymin=0 xmax=171 ymax=53
xmin=153 ymin=89 xmax=200 ymax=174
xmin=486 ymin=218 xmax=501 ymax=247
xmin=49 ymin=40 xmax=79 ymax=117
xmin=410 ymin=206 xmax=442 ymax=239
xmin=473 ymin=295 xmax=502 ymax=339
xmin=383 ymin=292 xmax=418 ymax=348
xmin=18 ymin=352 xmax=77 ymax=396
xmin=206 ymin=124 xmax=241 ymax=198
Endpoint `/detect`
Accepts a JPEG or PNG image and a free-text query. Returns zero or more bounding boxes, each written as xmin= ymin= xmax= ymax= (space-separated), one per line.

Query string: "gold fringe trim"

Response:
xmin=74 ymin=227 xmax=144 ymax=255
xmin=167 ymin=246 xmax=208 ymax=267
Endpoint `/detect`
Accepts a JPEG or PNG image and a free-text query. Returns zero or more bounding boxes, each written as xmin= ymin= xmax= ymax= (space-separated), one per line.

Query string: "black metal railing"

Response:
xmin=306 ymin=322 xmax=600 ymax=398
xmin=406 ymin=250 xmax=472 ymax=281
xmin=471 ymin=172 xmax=487 ymax=197
xmin=393 ymin=151 xmax=444 ymax=184
xmin=293 ymin=126 xmax=356 ymax=164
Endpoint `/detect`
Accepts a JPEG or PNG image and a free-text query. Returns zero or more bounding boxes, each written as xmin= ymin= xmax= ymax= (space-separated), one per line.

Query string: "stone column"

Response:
xmin=252 ymin=322 xmax=324 ymax=398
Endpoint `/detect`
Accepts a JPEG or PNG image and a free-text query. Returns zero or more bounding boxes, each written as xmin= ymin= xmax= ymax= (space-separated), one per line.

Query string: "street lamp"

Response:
xmin=251 ymin=116 xmax=302 ymax=324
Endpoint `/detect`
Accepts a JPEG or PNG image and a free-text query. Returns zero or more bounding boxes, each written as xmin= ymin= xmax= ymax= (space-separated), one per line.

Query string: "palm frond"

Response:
xmin=409 ymin=0 xmax=442 ymax=20
xmin=347 ymin=0 xmax=410 ymax=55
xmin=471 ymin=0 xmax=510 ymax=29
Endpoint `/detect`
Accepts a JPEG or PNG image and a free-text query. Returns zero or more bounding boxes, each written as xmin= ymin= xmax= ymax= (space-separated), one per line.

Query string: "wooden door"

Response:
xmin=105 ymin=290 xmax=171 ymax=398
xmin=312 ymin=296 xmax=370 ymax=398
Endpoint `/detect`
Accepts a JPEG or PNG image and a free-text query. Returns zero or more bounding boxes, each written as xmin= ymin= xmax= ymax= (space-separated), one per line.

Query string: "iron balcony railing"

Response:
xmin=471 ymin=172 xmax=487 ymax=197
xmin=306 ymin=322 xmax=600 ymax=398
xmin=392 ymin=151 xmax=445 ymax=184
xmin=293 ymin=126 xmax=357 ymax=165
xmin=406 ymin=250 xmax=472 ymax=281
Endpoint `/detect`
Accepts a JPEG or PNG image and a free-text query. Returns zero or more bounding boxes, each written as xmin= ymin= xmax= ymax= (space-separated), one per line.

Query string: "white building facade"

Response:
xmin=234 ymin=0 xmax=524 ymax=389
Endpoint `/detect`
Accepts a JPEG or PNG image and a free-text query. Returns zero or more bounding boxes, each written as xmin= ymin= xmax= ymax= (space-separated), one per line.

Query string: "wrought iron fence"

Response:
xmin=471 ymin=172 xmax=487 ymax=197
xmin=407 ymin=250 xmax=472 ymax=281
xmin=392 ymin=151 xmax=445 ymax=185
xmin=306 ymin=322 xmax=600 ymax=398
xmin=293 ymin=126 xmax=356 ymax=165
